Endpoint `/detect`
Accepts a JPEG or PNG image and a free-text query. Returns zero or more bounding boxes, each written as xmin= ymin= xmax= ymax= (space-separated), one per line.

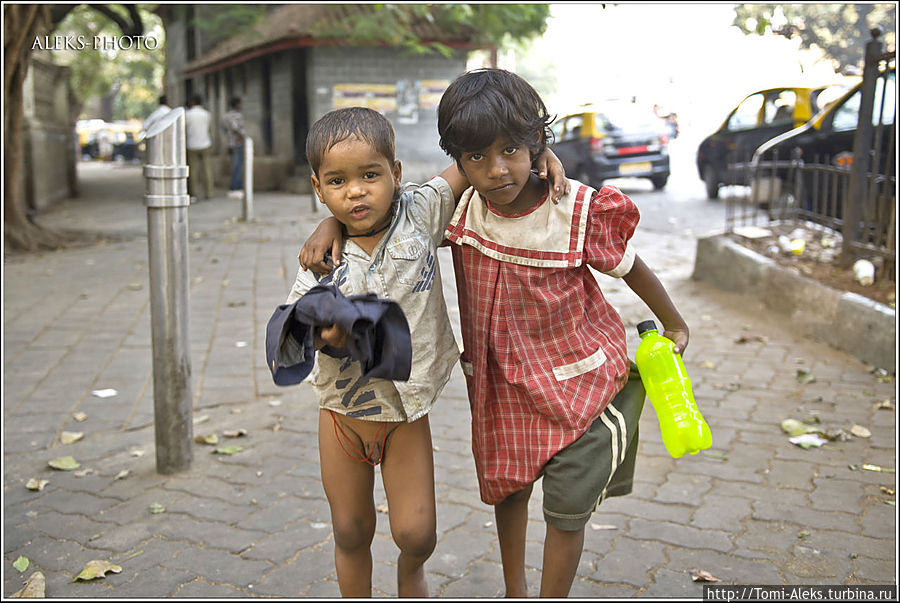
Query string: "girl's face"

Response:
xmin=311 ymin=136 xmax=401 ymax=238
xmin=459 ymin=137 xmax=542 ymax=214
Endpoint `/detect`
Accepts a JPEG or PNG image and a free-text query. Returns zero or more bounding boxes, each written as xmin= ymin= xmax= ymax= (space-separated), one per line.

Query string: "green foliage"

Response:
xmin=310 ymin=4 xmax=550 ymax=57
xmin=732 ymin=4 xmax=897 ymax=72
xmin=50 ymin=4 xmax=164 ymax=120
xmin=190 ymin=5 xmax=268 ymax=50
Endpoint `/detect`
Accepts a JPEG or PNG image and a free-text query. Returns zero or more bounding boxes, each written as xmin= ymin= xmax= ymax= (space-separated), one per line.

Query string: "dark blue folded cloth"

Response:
xmin=266 ymin=284 xmax=412 ymax=386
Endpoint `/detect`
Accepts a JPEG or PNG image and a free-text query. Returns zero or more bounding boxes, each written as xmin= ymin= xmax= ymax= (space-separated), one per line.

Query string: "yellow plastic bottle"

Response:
xmin=634 ymin=320 xmax=712 ymax=458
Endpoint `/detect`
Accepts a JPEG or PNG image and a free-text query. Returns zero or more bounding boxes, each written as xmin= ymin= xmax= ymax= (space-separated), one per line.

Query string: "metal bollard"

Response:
xmin=242 ymin=137 xmax=254 ymax=221
xmin=143 ymin=108 xmax=193 ymax=474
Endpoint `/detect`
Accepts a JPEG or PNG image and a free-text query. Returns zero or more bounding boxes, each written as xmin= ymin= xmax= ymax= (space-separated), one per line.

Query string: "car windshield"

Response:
xmin=595 ymin=105 xmax=661 ymax=131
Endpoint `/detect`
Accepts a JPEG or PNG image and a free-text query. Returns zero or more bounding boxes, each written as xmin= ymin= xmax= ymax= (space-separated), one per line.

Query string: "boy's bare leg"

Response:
xmin=318 ymin=410 xmax=377 ymax=597
xmin=539 ymin=524 xmax=585 ymax=597
xmin=381 ymin=415 xmax=437 ymax=597
xmin=494 ymin=484 xmax=533 ymax=597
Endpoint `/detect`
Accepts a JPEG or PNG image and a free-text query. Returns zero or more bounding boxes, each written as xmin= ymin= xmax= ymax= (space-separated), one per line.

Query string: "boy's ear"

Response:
xmin=310 ymin=173 xmax=325 ymax=203
xmin=392 ymin=160 xmax=402 ymax=188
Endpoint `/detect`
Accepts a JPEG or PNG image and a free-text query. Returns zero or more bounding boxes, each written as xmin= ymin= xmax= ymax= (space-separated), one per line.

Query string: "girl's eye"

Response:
xmin=503 ymin=146 xmax=518 ymax=155
xmin=466 ymin=153 xmax=483 ymax=162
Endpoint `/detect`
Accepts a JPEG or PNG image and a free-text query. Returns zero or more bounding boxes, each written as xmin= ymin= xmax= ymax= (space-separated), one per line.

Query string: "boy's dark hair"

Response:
xmin=230 ymin=97 xmax=241 ymax=109
xmin=437 ymin=68 xmax=553 ymax=165
xmin=191 ymin=93 xmax=203 ymax=106
xmin=306 ymin=107 xmax=395 ymax=175
xmin=159 ymin=95 xmax=168 ymax=105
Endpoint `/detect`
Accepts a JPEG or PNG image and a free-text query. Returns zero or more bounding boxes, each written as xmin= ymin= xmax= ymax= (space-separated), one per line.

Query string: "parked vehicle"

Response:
xmin=550 ymin=102 xmax=671 ymax=190
xmin=696 ymin=82 xmax=857 ymax=199
xmin=751 ymin=69 xmax=895 ymax=220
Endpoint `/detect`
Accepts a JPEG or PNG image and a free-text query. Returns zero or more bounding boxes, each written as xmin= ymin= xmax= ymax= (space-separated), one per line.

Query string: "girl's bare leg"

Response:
xmin=318 ymin=410 xmax=376 ymax=597
xmin=494 ymin=484 xmax=533 ymax=597
xmin=540 ymin=524 xmax=585 ymax=597
xmin=380 ymin=415 xmax=437 ymax=597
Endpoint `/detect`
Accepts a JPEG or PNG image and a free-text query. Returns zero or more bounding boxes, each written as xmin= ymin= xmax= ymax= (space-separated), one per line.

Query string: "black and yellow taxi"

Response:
xmin=751 ymin=69 xmax=895 ymax=219
xmin=696 ymin=82 xmax=857 ymax=199
xmin=549 ymin=102 xmax=671 ymax=190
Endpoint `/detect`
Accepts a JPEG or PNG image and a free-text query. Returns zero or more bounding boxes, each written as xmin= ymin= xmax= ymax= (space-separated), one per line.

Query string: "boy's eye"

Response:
xmin=328 ymin=177 xmax=344 ymax=186
xmin=364 ymin=171 xmax=378 ymax=179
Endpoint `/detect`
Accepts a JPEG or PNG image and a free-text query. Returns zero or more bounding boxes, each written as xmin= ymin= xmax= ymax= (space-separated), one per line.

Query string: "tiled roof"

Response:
xmin=183 ymin=4 xmax=487 ymax=75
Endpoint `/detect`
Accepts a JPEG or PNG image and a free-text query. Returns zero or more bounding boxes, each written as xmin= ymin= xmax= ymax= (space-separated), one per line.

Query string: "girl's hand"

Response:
xmin=663 ymin=325 xmax=690 ymax=356
xmin=300 ymin=217 xmax=343 ymax=274
xmin=534 ymin=148 xmax=570 ymax=203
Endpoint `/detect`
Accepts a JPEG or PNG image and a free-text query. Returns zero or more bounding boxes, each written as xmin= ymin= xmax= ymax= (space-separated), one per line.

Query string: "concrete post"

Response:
xmin=242 ymin=137 xmax=254 ymax=221
xmin=143 ymin=108 xmax=193 ymax=474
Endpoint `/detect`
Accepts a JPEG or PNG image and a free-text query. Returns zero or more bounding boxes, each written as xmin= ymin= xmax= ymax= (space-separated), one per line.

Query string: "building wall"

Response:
xmin=306 ymin=46 xmax=468 ymax=183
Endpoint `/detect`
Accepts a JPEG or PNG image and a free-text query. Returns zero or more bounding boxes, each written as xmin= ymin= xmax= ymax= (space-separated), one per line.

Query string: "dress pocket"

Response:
xmin=551 ymin=345 xmax=607 ymax=381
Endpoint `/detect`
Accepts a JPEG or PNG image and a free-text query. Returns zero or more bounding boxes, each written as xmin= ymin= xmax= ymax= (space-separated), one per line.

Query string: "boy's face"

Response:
xmin=458 ymin=137 xmax=537 ymax=214
xmin=310 ymin=136 xmax=401 ymax=237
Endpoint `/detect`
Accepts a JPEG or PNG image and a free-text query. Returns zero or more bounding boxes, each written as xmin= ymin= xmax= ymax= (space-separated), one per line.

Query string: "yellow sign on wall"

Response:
xmin=332 ymin=83 xmax=398 ymax=113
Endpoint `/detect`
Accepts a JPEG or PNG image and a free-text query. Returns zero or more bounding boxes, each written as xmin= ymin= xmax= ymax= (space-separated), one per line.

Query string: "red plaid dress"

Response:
xmin=445 ymin=180 xmax=640 ymax=505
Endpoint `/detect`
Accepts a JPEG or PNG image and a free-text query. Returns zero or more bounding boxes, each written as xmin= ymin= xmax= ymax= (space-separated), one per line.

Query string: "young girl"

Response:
xmin=432 ymin=68 xmax=689 ymax=597
xmin=282 ymin=106 xmax=568 ymax=597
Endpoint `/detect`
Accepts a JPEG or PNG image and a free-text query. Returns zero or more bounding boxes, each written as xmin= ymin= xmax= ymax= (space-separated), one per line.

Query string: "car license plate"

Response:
xmin=619 ymin=161 xmax=651 ymax=175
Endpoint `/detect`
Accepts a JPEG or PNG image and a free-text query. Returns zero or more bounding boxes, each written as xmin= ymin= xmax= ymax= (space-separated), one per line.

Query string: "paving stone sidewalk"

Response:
xmin=3 ymin=163 xmax=896 ymax=598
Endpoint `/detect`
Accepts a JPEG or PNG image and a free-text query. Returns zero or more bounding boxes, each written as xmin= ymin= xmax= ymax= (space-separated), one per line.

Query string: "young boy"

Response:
xmin=436 ymin=68 xmax=690 ymax=597
xmin=281 ymin=106 xmax=568 ymax=597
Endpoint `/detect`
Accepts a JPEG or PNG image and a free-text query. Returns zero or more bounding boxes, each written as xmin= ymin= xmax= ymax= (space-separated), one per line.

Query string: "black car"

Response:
xmin=550 ymin=102 xmax=670 ymax=190
xmin=696 ymin=84 xmax=855 ymax=199
xmin=751 ymin=69 xmax=895 ymax=220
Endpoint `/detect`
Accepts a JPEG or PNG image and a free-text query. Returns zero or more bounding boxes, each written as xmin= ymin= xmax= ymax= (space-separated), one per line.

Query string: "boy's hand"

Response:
xmin=663 ymin=325 xmax=690 ymax=356
xmin=534 ymin=148 xmax=570 ymax=203
xmin=300 ymin=217 xmax=343 ymax=274
xmin=315 ymin=324 xmax=348 ymax=349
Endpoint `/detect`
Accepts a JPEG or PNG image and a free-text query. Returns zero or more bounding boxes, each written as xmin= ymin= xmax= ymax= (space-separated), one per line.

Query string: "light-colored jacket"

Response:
xmin=184 ymin=105 xmax=212 ymax=150
xmin=286 ymin=177 xmax=459 ymax=422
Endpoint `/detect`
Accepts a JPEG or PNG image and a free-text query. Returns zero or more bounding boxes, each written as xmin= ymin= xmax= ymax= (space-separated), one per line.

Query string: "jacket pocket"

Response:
xmin=386 ymin=235 xmax=434 ymax=290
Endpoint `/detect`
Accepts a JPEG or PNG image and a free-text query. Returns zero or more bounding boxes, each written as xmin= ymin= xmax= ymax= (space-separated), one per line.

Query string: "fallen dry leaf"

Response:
xmin=60 ymin=431 xmax=84 ymax=444
xmin=689 ymin=568 xmax=721 ymax=582
xmin=850 ymin=424 xmax=872 ymax=438
xmin=73 ymin=559 xmax=122 ymax=582
xmin=25 ymin=478 xmax=49 ymax=492
xmin=223 ymin=428 xmax=248 ymax=438
xmin=11 ymin=571 xmax=45 ymax=598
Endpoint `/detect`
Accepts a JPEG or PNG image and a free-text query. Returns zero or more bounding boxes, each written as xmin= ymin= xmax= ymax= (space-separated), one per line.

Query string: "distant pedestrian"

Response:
xmin=185 ymin=93 xmax=213 ymax=200
xmin=221 ymin=96 xmax=247 ymax=199
xmin=142 ymin=95 xmax=171 ymax=135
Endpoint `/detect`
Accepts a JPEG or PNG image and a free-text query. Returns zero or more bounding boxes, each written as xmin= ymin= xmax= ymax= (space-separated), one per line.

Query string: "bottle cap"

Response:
xmin=637 ymin=320 xmax=658 ymax=335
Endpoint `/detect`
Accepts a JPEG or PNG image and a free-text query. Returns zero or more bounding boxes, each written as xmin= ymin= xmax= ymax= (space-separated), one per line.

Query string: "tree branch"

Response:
xmin=86 ymin=3 xmax=144 ymax=36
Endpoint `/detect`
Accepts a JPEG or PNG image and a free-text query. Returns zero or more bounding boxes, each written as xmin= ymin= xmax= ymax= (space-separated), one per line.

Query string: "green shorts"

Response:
xmin=540 ymin=362 xmax=645 ymax=531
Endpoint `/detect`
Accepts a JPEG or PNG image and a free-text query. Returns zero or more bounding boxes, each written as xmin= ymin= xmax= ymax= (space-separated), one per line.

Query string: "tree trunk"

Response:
xmin=3 ymin=4 xmax=71 ymax=251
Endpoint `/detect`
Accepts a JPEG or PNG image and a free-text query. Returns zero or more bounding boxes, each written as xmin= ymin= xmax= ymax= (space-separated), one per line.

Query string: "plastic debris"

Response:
xmin=853 ymin=259 xmax=875 ymax=286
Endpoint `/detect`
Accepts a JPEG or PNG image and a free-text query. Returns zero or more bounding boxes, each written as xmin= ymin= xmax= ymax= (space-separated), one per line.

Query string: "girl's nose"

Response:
xmin=488 ymin=159 xmax=508 ymax=178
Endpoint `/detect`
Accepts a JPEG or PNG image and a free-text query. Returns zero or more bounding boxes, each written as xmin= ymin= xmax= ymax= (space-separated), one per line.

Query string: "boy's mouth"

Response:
xmin=349 ymin=205 xmax=370 ymax=219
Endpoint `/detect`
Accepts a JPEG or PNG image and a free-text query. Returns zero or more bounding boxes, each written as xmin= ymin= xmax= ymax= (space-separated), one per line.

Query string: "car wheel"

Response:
xmin=650 ymin=174 xmax=669 ymax=190
xmin=702 ymin=165 xmax=720 ymax=200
